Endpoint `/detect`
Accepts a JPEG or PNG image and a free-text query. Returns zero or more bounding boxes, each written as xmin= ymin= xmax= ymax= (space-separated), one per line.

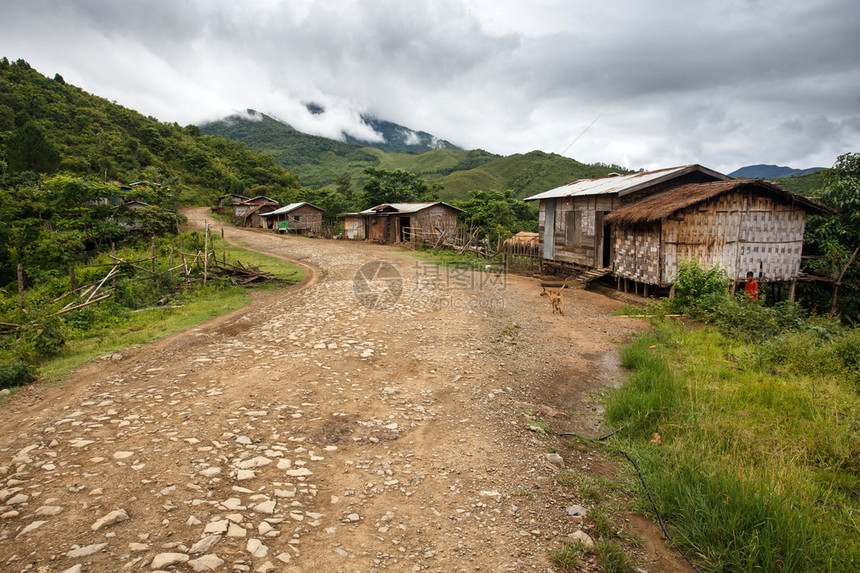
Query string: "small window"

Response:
xmin=294 ymin=215 xmax=300 ymax=222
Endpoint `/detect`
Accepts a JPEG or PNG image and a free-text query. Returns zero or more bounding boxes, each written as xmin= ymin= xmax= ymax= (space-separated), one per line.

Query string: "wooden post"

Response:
xmin=151 ymin=237 xmax=156 ymax=274
xmin=111 ymin=242 xmax=117 ymax=295
xmin=788 ymin=279 xmax=797 ymax=302
xmin=17 ymin=264 xmax=24 ymax=309
xmin=221 ymin=227 xmax=226 ymax=264
xmin=669 ymin=284 xmax=676 ymax=299
xmin=203 ymin=223 xmax=209 ymax=285
xmin=643 ymin=283 xmax=649 ymax=298
xmin=176 ymin=223 xmax=188 ymax=278
xmin=69 ymin=267 xmax=79 ymax=291
xmin=169 ymin=243 xmax=174 ymax=268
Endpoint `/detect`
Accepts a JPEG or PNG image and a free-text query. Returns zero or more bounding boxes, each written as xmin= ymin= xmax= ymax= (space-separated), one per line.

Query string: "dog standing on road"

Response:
xmin=540 ymin=284 xmax=566 ymax=316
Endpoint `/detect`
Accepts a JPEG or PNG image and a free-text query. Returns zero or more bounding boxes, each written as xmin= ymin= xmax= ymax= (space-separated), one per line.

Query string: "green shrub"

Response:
xmin=669 ymin=259 xmax=730 ymax=313
xmin=833 ymin=328 xmax=860 ymax=371
xmin=0 ymin=353 xmax=34 ymax=389
xmin=20 ymin=316 xmax=65 ymax=357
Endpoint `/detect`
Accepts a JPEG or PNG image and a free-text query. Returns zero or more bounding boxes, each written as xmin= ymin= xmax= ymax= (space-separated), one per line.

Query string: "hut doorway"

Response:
xmin=399 ymin=217 xmax=411 ymax=243
xmin=543 ymin=200 xmax=556 ymax=260
xmin=602 ymin=223 xmax=612 ymax=267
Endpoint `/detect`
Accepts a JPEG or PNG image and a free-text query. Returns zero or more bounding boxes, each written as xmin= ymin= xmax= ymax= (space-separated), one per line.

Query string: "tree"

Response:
xmin=803 ymin=152 xmax=860 ymax=317
xmin=334 ymin=174 xmax=354 ymax=201
xmin=453 ymin=189 xmax=537 ymax=245
xmin=5 ymin=122 xmax=61 ymax=173
xmin=360 ymin=167 xmax=440 ymax=209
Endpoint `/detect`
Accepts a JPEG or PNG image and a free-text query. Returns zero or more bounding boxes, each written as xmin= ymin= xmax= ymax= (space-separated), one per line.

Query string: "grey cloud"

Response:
xmin=0 ymin=0 xmax=857 ymax=174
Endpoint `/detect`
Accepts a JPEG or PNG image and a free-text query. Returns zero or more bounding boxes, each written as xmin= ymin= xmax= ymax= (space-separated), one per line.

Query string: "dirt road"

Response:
xmin=0 ymin=210 xmax=684 ymax=572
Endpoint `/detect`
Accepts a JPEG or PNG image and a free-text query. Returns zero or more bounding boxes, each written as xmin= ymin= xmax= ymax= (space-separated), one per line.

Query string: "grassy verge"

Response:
xmin=603 ymin=320 xmax=860 ymax=571
xmin=35 ymin=243 xmax=303 ymax=384
xmin=403 ymin=244 xmax=501 ymax=270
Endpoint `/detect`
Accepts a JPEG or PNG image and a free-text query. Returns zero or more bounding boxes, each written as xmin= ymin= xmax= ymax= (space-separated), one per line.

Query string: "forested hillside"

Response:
xmin=201 ymin=111 xmax=631 ymax=198
xmin=0 ymin=58 xmax=301 ymax=204
xmin=436 ymin=150 xmax=631 ymax=201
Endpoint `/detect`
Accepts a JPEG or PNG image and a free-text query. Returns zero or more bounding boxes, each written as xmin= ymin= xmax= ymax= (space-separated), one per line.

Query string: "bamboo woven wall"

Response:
xmin=616 ymin=192 xmax=809 ymax=285
xmin=614 ymin=223 xmax=661 ymax=283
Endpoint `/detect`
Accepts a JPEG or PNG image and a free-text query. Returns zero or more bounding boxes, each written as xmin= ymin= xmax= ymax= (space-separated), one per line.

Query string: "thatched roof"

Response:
xmin=503 ymin=231 xmax=539 ymax=246
xmin=604 ymin=179 xmax=836 ymax=225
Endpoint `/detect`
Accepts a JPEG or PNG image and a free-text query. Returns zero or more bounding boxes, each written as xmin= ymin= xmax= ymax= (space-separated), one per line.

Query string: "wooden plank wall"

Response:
xmin=540 ymin=195 xmax=616 ymax=267
xmin=412 ymin=206 xmax=459 ymax=240
xmin=286 ymin=206 xmax=323 ymax=231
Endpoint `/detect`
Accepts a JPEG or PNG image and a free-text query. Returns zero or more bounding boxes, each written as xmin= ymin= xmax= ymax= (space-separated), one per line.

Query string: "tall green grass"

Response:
xmin=605 ymin=321 xmax=860 ymax=572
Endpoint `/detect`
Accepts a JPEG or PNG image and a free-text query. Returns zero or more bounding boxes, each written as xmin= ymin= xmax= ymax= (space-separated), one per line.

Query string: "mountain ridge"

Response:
xmin=729 ymin=164 xmax=825 ymax=179
xmin=200 ymin=111 xmax=632 ymax=198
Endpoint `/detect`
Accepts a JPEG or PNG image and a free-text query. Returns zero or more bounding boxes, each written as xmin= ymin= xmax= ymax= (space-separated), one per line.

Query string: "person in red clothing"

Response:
xmin=744 ymin=271 xmax=759 ymax=301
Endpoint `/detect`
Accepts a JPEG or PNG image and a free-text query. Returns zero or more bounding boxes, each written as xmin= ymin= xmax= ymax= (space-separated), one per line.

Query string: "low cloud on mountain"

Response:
xmin=2 ymin=0 xmax=858 ymax=172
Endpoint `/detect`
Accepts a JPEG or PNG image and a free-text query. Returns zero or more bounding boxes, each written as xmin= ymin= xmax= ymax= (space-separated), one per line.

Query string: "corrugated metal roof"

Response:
xmin=523 ymin=165 xmax=727 ymax=201
xmin=260 ymin=202 xmax=323 ymax=216
xmin=357 ymin=202 xmax=463 ymax=214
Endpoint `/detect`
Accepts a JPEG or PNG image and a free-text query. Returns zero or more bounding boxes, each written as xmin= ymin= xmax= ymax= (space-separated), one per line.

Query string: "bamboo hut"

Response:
xmin=604 ymin=179 xmax=836 ymax=287
xmin=341 ymin=203 xmax=462 ymax=244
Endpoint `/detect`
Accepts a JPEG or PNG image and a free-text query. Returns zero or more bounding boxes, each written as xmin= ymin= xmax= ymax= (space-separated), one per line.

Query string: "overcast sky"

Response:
xmin=2 ymin=0 xmax=859 ymax=174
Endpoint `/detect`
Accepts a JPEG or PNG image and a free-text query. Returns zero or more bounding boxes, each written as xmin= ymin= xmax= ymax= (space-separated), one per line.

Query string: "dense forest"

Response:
xmin=0 ymin=58 xmax=302 ymax=203
xmin=0 ymin=58 xmax=306 ymax=386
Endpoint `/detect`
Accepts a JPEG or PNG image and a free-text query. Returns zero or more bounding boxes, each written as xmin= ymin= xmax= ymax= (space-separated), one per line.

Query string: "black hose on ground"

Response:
xmin=555 ymin=429 xmax=704 ymax=573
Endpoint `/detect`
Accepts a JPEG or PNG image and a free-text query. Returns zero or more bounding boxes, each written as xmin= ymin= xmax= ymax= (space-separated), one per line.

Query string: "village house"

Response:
xmin=214 ymin=194 xmax=249 ymax=214
xmin=232 ymin=196 xmax=278 ymax=218
xmin=525 ymin=165 xmax=834 ymax=295
xmin=605 ymin=179 xmax=835 ymax=294
xmin=524 ymin=165 xmax=729 ymax=271
xmin=341 ymin=202 xmax=462 ymax=244
xmin=243 ymin=203 xmax=280 ymax=228
xmin=121 ymin=199 xmax=150 ymax=210
xmin=260 ymin=202 xmax=325 ymax=235
xmin=231 ymin=196 xmax=279 ymax=227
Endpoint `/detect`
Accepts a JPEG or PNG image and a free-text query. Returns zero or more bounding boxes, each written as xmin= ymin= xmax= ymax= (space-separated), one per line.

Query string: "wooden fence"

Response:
xmin=501 ymin=242 xmax=541 ymax=274
xmin=5 ymin=223 xmax=286 ymax=331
